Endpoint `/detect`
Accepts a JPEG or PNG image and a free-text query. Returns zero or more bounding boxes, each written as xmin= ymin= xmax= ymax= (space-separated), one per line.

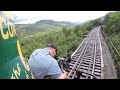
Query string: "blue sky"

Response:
xmin=11 ymin=11 xmax=114 ymax=24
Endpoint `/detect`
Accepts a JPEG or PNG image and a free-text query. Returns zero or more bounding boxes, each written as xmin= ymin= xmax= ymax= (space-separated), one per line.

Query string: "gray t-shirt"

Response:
xmin=28 ymin=48 xmax=62 ymax=79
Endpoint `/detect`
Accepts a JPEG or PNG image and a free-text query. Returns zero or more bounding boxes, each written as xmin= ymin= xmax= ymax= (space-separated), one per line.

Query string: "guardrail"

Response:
xmin=100 ymin=26 xmax=120 ymax=78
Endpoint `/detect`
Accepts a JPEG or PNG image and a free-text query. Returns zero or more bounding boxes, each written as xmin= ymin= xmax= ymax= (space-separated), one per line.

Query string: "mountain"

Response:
xmin=15 ymin=20 xmax=76 ymax=39
xmin=35 ymin=20 xmax=76 ymax=27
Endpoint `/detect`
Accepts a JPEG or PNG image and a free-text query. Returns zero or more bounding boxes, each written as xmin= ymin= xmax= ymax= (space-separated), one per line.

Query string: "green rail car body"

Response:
xmin=0 ymin=11 xmax=34 ymax=79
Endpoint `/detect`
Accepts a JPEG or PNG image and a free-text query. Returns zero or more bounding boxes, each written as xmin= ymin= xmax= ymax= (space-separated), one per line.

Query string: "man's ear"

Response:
xmin=54 ymin=55 xmax=58 ymax=60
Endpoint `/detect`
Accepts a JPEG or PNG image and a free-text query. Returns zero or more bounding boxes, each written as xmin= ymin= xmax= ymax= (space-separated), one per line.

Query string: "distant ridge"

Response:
xmin=35 ymin=20 xmax=76 ymax=27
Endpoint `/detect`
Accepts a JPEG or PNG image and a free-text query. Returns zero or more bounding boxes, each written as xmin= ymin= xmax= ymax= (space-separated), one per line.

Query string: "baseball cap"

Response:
xmin=47 ymin=43 xmax=57 ymax=51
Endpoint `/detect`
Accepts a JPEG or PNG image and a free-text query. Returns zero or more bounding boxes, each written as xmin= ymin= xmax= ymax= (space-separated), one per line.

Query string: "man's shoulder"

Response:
xmin=34 ymin=48 xmax=43 ymax=52
xmin=32 ymin=48 xmax=47 ymax=55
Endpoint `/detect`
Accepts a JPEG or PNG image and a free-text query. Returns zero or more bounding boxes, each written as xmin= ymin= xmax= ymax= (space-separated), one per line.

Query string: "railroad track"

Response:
xmin=67 ymin=27 xmax=104 ymax=79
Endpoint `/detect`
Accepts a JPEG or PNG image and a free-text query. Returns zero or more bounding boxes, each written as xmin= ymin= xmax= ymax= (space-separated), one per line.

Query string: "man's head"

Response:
xmin=47 ymin=43 xmax=57 ymax=58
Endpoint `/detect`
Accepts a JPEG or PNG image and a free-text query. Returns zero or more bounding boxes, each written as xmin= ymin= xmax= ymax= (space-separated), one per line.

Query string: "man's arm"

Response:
xmin=46 ymin=60 xmax=68 ymax=79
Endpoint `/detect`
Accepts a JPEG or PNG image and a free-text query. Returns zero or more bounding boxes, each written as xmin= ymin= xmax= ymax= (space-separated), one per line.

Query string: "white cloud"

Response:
xmin=11 ymin=11 xmax=114 ymax=24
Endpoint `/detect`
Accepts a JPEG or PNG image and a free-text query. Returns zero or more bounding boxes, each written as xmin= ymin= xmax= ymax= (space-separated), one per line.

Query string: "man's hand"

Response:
xmin=62 ymin=69 xmax=68 ymax=75
xmin=57 ymin=69 xmax=68 ymax=79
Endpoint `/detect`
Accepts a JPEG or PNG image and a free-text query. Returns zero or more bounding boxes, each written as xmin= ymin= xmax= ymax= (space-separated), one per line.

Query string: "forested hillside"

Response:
xmin=104 ymin=12 xmax=120 ymax=52
xmin=15 ymin=24 xmax=61 ymax=38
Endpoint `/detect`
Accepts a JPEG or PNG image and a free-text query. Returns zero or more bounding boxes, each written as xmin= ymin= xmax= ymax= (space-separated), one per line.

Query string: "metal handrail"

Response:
xmin=100 ymin=26 xmax=120 ymax=63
